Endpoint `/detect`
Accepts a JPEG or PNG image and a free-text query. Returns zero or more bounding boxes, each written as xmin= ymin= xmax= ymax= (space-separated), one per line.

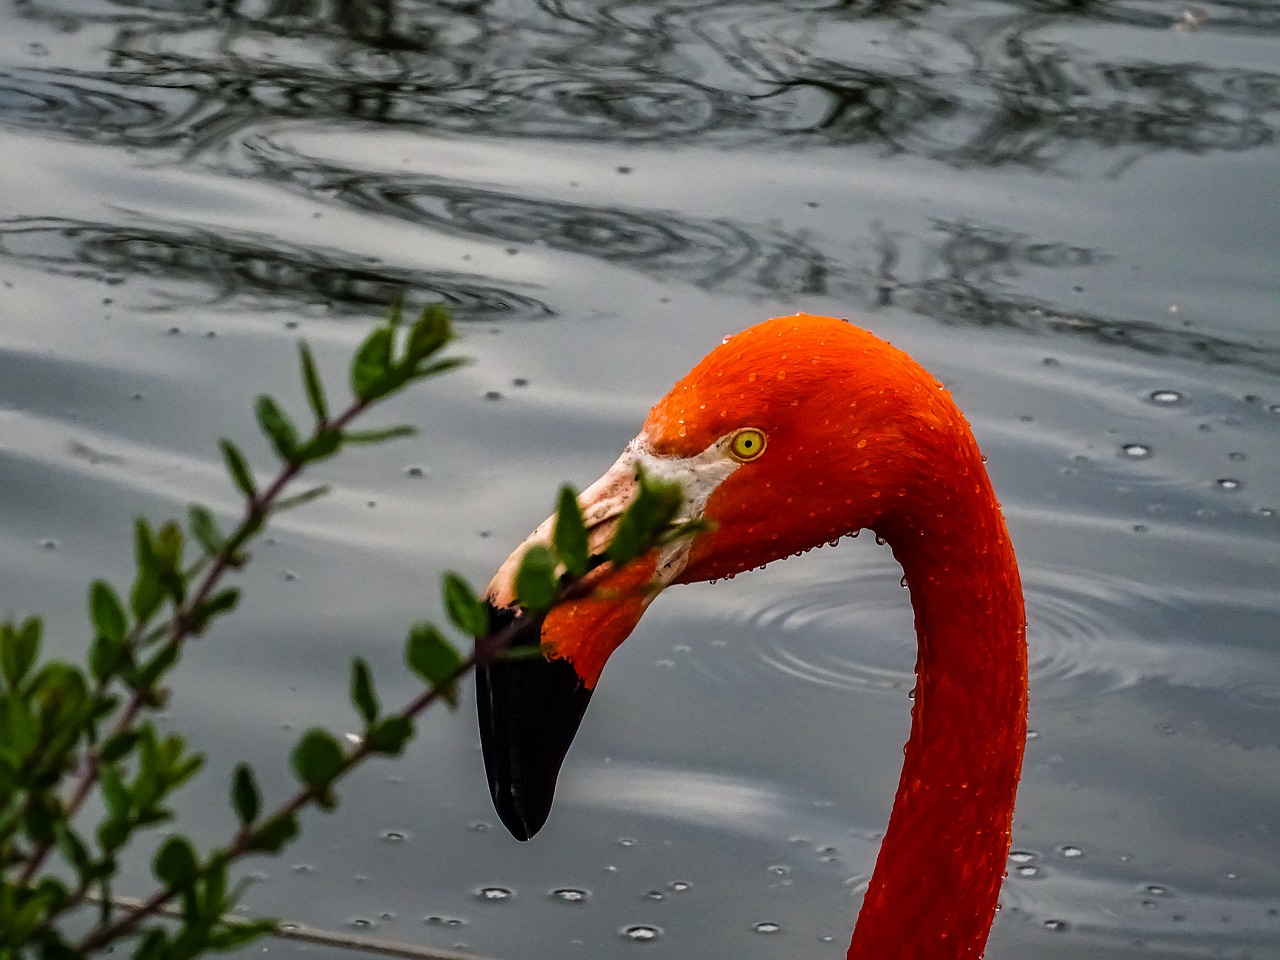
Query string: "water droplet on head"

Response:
xmin=1216 ymin=478 xmax=1242 ymax=491
xmin=551 ymin=887 xmax=589 ymax=903
xmin=348 ymin=917 xmax=375 ymax=929
xmin=620 ymin=924 xmax=662 ymax=943
xmin=768 ymin=864 xmax=790 ymax=876
xmin=1017 ymin=865 xmax=1039 ymax=878
xmin=1043 ymin=919 xmax=1068 ymax=931
xmin=1059 ymin=845 xmax=1083 ymax=858
xmin=667 ymin=880 xmax=690 ymax=892
xmin=1149 ymin=390 xmax=1183 ymax=405
xmin=753 ymin=921 xmax=782 ymax=934
xmin=476 ymin=886 xmax=513 ymax=902
xmin=380 ymin=829 xmax=408 ymax=843
xmin=1121 ymin=443 xmax=1151 ymax=459
xmin=1009 ymin=850 xmax=1036 ymax=864
xmin=618 ymin=837 xmax=637 ymax=847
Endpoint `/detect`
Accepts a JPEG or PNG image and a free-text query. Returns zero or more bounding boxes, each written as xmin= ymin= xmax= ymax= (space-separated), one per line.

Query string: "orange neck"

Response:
xmin=848 ymin=469 xmax=1027 ymax=959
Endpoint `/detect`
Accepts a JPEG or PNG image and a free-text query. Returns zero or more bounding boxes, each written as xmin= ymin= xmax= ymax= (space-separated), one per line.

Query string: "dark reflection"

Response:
xmin=882 ymin=220 xmax=1280 ymax=375
xmin=247 ymin=134 xmax=830 ymax=295
xmin=0 ymin=217 xmax=551 ymax=320
xmin=1 ymin=0 xmax=1277 ymax=169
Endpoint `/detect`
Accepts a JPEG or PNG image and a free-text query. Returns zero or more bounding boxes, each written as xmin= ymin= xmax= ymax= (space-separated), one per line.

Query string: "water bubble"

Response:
xmin=643 ymin=890 xmax=664 ymax=901
xmin=1043 ymin=919 xmax=1068 ymax=931
xmin=618 ymin=837 xmax=637 ymax=847
xmin=551 ymin=887 xmax=589 ymax=903
xmin=768 ymin=865 xmax=790 ymax=876
xmin=424 ymin=916 xmax=467 ymax=927
xmin=476 ymin=886 xmax=513 ymax=901
xmin=1059 ymin=845 xmax=1083 ymax=859
xmin=484 ymin=390 xmax=503 ymax=401
xmin=753 ymin=921 xmax=782 ymax=934
xmin=348 ymin=917 xmax=375 ymax=929
xmin=667 ymin=880 xmax=690 ymax=892
xmin=290 ymin=863 xmax=315 ymax=874
xmin=405 ymin=466 xmax=427 ymax=478
xmin=1009 ymin=850 xmax=1036 ymax=864
xmin=512 ymin=378 xmax=530 ymax=387
xmin=1121 ymin=443 xmax=1151 ymax=459
xmin=1149 ymin=390 xmax=1183 ymax=405
xmin=1269 ymin=404 xmax=1280 ymax=414
xmin=620 ymin=924 xmax=661 ymax=942
xmin=1017 ymin=865 xmax=1039 ymax=878
xmin=470 ymin=821 xmax=490 ymax=832
xmin=380 ymin=829 xmax=408 ymax=843
xmin=1146 ymin=884 xmax=1169 ymax=895
xmin=1228 ymin=452 xmax=1247 ymax=462
xmin=1216 ymin=478 xmax=1242 ymax=491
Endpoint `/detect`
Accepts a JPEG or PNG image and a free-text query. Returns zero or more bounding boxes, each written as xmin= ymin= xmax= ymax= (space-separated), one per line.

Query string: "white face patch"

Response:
xmin=623 ymin=431 xmax=745 ymax=581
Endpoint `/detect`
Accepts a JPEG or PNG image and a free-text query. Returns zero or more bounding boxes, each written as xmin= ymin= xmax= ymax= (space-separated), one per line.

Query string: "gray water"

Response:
xmin=2 ymin=1 xmax=1278 ymax=957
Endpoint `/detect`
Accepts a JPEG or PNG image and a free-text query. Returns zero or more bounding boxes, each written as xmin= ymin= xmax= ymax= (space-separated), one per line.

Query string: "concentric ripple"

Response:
xmin=679 ymin=553 xmax=1267 ymax=706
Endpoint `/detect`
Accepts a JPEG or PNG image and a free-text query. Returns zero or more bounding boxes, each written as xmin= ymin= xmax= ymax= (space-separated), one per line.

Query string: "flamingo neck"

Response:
xmin=848 ymin=473 xmax=1027 ymax=960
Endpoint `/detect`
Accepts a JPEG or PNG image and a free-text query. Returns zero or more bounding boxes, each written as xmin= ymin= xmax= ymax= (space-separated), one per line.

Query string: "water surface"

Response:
xmin=1 ymin=1 xmax=1278 ymax=957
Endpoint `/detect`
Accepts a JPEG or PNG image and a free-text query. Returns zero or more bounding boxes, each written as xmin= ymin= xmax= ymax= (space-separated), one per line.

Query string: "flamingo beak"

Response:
xmin=478 ymin=449 xmax=682 ymax=841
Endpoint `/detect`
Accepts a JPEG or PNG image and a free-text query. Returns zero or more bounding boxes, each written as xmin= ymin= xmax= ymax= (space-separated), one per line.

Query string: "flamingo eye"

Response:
xmin=728 ymin=428 xmax=767 ymax=462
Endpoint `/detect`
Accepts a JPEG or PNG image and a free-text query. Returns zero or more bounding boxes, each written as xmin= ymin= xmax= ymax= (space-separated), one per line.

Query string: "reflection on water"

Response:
xmin=2 ymin=1 xmax=1278 ymax=958
xmin=2 ymin=0 xmax=1278 ymax=165
xmin=0 ymin=216 xmax=551 ymax=319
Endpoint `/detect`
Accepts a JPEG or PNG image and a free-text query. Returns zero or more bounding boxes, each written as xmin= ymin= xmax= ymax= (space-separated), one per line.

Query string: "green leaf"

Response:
xmin=54 ymin=823 xmax=91 ymax=878
xmin=100 ymin=729 xmax=140 ymax=763
xmin=247 ymin=813 xmax=298 ymax=853
xmin=297 ymin=340 xmax=329 ymax=422
xmin=131 ymin=519 xmax=165 ymax=621
xmin=553 ymin=486 xmax=589 ymax=578
xmin=349 ymin=658 xmax=379 ymax=725
xmin=294 ymin=430 xmax=341 ymax=463
xmin=364 ymin=715 xmax=414 ymax=755
xmin=230 ymin=763 xmax=260 ymax=826
xmin=219 ymin=439 xmax=256 ymax=499
xmin=341 ymin=425 xmax=417 ymax=445
xmin=254 ymin=395 xmax=300 ymax=462
xmin=187 ymin=588 xmax=240 ymax=634
xmin=270 ymin=484 xmax=330 ymax=514
xmin=153 ymin=835 xmax=199 ymax=890
xmin=412 ymin=356 xmax=470 ymax=380
xmin=405 ymin=303 xmax=452 ymax=361
xmin=405 ymin=623 xmax=463 ymax=707
xmin=89 ymin=580 xmax=127 ymax=645
xmin=291 ymin=728 xmax=345 ymax=789
xmin=188 ymin=504 xmax=224 ymax=554
xmin=350 ymin=327 xmax=393 ymax=400
xmin=606 ymin=470 xmax=685 ymax=566
xmin=154 ymin=521 xmax=186 ymax=603
xmin=514 ymin=545 xmax=558 ymax=612
xmin=1 ymin=616 xmax=42 ymax=688
xmin=441 ymin=572 xmax=487 ymax=637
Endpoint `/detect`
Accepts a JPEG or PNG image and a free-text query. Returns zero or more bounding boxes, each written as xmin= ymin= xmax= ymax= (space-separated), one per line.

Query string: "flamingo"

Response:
xmin=477 ymin=313 xmax=1028 ymax=959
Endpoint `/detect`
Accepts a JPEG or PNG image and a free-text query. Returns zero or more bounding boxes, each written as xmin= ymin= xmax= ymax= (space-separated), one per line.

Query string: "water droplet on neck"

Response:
xmin=551 ymin=887 xmax=589 ymax=903
xmin=1149 ymin=389 xmax=1183 ymax=405
xmin=1217 ymin=478 xmax=1242 ymax=491
xmin=1121 ymin=443 xmax=1152 ymax=459
xmin=753 ymin=921 xmax=782 ymax=934
xmin=477 ymin=886 xmax=513 ymax=901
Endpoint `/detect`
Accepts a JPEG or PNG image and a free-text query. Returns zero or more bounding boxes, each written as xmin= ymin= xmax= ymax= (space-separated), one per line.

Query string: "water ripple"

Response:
xmin=0 ymin=216 xmax=551 ymax=320
xmin=682 ymin=559 xmax=1279 ymax=706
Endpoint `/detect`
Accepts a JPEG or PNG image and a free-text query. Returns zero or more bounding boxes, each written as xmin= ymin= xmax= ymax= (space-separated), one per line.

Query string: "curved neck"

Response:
xmin=848 ymin=471 xmax=1027 ymax=960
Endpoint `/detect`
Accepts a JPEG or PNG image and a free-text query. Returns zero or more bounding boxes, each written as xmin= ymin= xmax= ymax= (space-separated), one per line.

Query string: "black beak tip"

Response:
xmin=477 ymin=603 xmax=594 ymax=842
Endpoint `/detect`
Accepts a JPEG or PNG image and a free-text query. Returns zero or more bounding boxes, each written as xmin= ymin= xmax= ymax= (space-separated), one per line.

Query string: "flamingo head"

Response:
xmin=479 ymin=313 xmax=969 ymax=839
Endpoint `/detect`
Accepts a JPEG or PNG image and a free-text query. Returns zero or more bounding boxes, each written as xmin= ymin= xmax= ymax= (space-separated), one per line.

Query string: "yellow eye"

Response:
xmin=729 ymin=428 xmax=767 ymax=462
